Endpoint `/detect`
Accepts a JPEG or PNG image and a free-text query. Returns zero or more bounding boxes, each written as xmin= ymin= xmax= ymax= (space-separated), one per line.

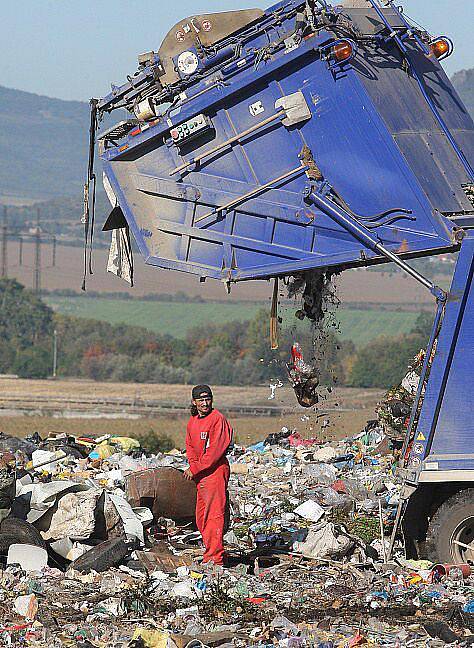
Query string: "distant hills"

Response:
xmin=0 ymin=85 xmax=90 ymax=203
xmin=0 ymin=67 xmax=472 ymax=211
xmin=452 ymin=68 xmax=474 ymax=116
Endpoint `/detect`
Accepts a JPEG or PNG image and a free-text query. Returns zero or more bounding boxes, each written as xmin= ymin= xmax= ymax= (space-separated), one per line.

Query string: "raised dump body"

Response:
xmin=90 ymin=0 xmax=474 ymax=563
xmin=92 ymin=0 xmax=474 ymax=286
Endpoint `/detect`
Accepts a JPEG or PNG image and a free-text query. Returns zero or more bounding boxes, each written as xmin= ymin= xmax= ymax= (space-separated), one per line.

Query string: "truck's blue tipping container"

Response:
xmin=95 ymin=0 xmax=474 ymax=284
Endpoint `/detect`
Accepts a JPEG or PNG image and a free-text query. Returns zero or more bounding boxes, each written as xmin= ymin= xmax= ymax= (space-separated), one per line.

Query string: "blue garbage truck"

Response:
xmin=87 ymin=0 xmax=474 ymax=563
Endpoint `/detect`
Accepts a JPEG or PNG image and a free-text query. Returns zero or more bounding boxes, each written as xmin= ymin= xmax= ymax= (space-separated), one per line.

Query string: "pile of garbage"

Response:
xmin=0 ymin=425 xmax=472 ymax=647
xmin=375 ymin=349 xmax=427 ymax=445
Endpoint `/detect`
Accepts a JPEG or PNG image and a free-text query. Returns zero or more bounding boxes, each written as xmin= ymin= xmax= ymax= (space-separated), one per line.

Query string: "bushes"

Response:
xmin=0 ymin=279 xmax=54 ymax=378
xmin=80 ymin=353 xmax=191 ymax=384
xmin=348 ymin=335 xmax=422 ymax=388
xmin=0 ymin=278 xmax=435 ymax=389
xmin=138 ymin=429 xmax=175 ymax=454
xmin=12 ymin=347 xmax=52 ymax=379
xmin=0 ymin=340 xmax=16 ymax=374
xmin=0 ymin=279 xmax=53 ymax=347
xmin=348 ymin=312 xmax=433 ymax=388
xmin=133 ymin=355 xmax=190 ymax=384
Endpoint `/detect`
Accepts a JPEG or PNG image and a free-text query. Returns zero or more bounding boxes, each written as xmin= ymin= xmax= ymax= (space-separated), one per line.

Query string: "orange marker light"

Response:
xmin=332 ymin=40 xmax=353 ymax=63
xmin=430 ymin=39 xmax=450 ymax=59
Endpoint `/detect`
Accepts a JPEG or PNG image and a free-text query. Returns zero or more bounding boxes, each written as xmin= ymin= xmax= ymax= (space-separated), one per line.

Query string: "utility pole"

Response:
xmin=34 ymin=207 xmax=41 ymax=294
xmin=17 ymin=207 xmax=55 ymax=289
xmin=1 ymin=206 xmax=7 ymax=278
xmin=52 ymin=328 xmax=58 ymax=378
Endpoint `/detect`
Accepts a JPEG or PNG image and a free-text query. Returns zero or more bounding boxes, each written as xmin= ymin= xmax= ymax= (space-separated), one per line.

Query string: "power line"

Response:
xmin=16 ymin=206 xmax=56 ymax=294
xmin=1 ymin=206 xmax=7 ymax=278
xmin=34 ymin=208 xmax=42 ymax=294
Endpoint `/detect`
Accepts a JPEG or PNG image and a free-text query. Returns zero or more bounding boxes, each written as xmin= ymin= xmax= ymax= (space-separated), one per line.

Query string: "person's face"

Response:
xmin=193 ymin=395 xmax=213 ymax=416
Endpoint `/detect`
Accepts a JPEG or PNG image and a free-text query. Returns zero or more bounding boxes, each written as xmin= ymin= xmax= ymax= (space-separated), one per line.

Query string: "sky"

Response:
xmin=2 ymin=0 xmax=473 ymax=102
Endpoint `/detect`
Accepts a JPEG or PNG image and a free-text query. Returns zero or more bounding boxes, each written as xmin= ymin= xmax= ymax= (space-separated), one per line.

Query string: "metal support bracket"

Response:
xmin=195 ymin=164 xmax=308 ymax=225
xmin=386 ymin=483 xmax=417 ymax=561
xmin=303 ymin=185 xmax=447 ymax=301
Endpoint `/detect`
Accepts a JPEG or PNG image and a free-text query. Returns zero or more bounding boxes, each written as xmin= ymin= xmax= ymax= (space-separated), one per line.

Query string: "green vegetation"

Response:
xmin=137 ymin=429 xmax=175 ymax=454
xmin=331 ymin=510 xmax=381 ymax=544
xmin=45 ymin=295 xmax=420 ymax=348
xmin=0 ymin=279 xmax=54 ymax=378
xmin=45 ymin=296 xmax=261 ymax=339
xmin=348 ymin=312 xmax=434 ymax=388
xmin=329 ymin=309 xmax=418 ymax=348
xmin=0 ymin=278 xmax=432 ymax=389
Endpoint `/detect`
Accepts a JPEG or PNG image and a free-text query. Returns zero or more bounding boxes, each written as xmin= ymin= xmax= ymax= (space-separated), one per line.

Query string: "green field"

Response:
xmin=45 ymin=296 xmax=420 ymax=347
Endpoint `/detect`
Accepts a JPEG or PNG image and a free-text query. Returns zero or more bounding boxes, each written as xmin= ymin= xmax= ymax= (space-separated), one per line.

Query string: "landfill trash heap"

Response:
xmin=0 ymin=426 xmax=472 ymax=647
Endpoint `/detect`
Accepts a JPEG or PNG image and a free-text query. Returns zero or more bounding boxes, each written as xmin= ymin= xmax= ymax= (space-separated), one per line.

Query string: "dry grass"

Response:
xmin=0 ymin=409 xmax=375 ymax=448
xmin=0 ymin=377 xmax=380 ymax=408
xmin=0 ymin=378 xmax=380 ymax=447
xmin=0 ymin=379 xmax=381 ymax=447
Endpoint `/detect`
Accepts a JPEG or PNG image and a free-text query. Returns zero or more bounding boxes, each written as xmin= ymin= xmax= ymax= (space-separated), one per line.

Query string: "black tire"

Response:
xmin=71 ymin=538 xmax=129 ymax=573
xmin=57 ymin=444 xmax=86 ymax=459
xmin=423 ymin=621 xmax=459 ymax=644
xmin=0 ymin=517 xmax=46 ymax=549
xmin=0 ymin=534 xmax=26 ymax=557
xmin=426 ymin=489 xmax=474 ymax=563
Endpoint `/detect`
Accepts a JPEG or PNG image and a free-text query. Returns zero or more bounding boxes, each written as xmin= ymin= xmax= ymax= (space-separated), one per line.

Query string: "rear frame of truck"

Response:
xmin=397 ymin=231 xmax=474 ymax=564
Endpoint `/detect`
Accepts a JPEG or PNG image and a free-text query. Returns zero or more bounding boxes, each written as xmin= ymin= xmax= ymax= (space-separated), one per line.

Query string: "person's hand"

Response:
xmin=184 ymin=468 xmax=194 ymax=481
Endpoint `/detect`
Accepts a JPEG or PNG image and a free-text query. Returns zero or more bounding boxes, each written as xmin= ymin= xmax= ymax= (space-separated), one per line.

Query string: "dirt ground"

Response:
xmin=0 ymin=377 xmax=380 ymax=407
xmin=0 ymin=378 xmax=381 ymax=446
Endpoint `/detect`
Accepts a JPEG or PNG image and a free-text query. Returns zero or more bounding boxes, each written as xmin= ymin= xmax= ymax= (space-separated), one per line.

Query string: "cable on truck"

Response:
xmin=82 ymin=98 xmax=99 ymax=291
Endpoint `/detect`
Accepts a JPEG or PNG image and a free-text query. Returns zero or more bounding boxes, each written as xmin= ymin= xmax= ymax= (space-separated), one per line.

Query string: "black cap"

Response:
xmin=192 ymin=384 xmax=213 ymax=400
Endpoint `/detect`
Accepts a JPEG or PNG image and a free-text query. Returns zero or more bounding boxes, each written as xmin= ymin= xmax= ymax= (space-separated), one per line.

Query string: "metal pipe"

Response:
xmin=170 ymin=110 xmax=285 ymax=176
xmin=1 ymin=206 xmax=7 ymax=278
xmin=196 ymin=164 xmax=307 ymax=224
xmin=386 ymin=486 xmax=415 ymax=562
xmin=400 ymin=299 xmax=445 ymax=463
xmin=373 ymin=245 xmax=440 ymax=296
xmin=304 ymin=189 xmax=446 ymax=300
xmin=52 ymin=329 xmax=58 ymax=379
xmin=368 ymin=0 xmax=430 ymax=54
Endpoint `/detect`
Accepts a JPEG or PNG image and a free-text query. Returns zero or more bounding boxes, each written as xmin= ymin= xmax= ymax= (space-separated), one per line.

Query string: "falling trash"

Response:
xmin=286 ymin=343 xmax=320 ymax=407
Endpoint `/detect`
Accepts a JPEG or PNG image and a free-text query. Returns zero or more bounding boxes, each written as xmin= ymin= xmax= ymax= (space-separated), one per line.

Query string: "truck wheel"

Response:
xmin=426 ymin=489 xmax=474 ymax=563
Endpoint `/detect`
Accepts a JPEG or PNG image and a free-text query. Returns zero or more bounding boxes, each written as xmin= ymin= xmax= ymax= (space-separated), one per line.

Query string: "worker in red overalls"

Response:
xmin=184 ymin=385 xmax=233 ymax=566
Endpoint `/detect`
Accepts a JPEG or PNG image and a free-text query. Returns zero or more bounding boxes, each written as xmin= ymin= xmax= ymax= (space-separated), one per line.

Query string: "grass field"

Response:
xmin=45 ymin=296 xmax=419 ymax=347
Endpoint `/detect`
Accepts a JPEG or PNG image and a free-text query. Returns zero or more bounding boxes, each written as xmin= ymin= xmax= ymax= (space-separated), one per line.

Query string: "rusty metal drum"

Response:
xmin=126 ymin=467 xmax=197 ymax=522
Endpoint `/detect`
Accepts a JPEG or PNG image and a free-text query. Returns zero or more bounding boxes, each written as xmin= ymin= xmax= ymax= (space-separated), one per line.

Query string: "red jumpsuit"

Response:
xmin=185 ymin=409 xmax=232 ymax=565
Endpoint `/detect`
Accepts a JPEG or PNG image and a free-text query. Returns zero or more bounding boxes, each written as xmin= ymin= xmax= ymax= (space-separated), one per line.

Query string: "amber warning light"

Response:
xmin=430 ymin=38 xmax=452 ymax=60
xmin=332 ymin=40 xmax=354 ymax=63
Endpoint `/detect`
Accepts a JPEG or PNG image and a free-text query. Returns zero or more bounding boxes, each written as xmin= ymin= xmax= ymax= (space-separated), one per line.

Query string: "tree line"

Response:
xmin=0 ymin=279 xmax=432 ymax=389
